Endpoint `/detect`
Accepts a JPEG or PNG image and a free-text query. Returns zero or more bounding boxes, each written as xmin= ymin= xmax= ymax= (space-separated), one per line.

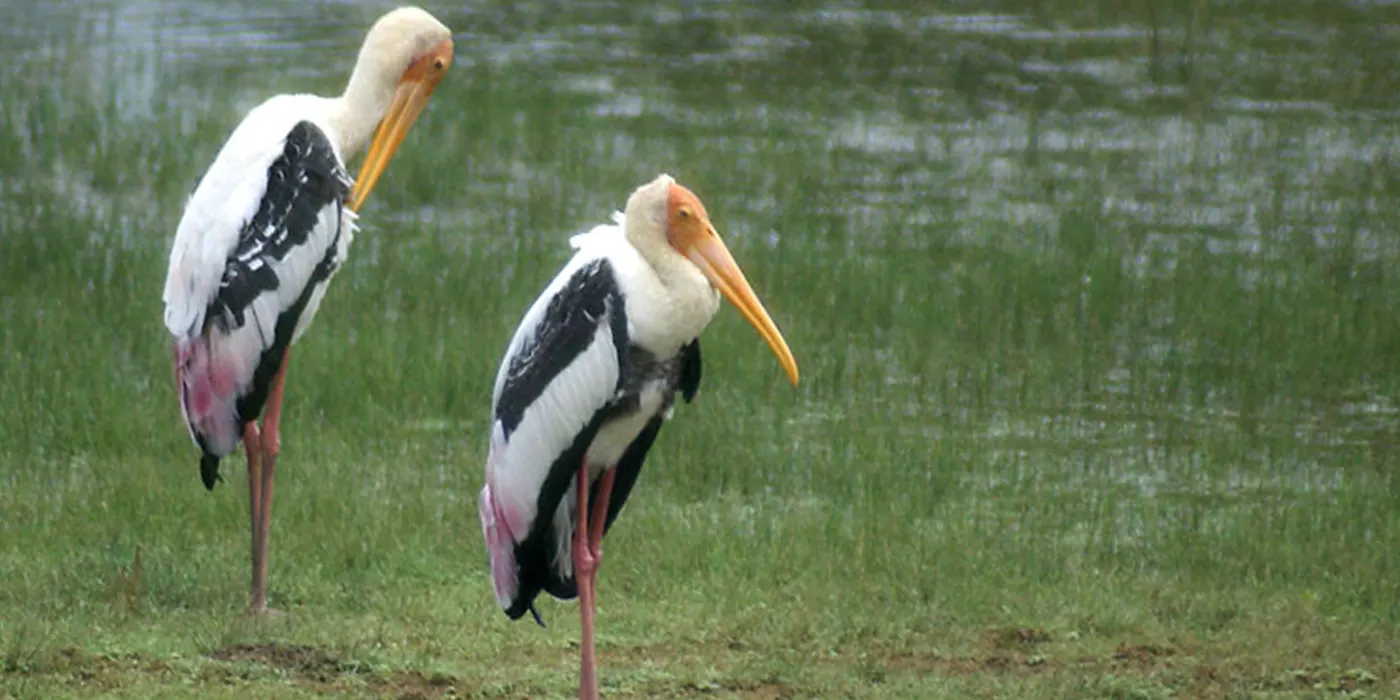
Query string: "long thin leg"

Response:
xmin=251 ymin=350 xmax=291 ymax=616
xmin=261 ymin=348 xmax=290 ymax=464
xmin=243 ymin=422 xmax=265 ymax=614
xmin=573 ymin=464 xmax=618 ymax=700
xmin=574 ymin=463 xmax=598 ymax=700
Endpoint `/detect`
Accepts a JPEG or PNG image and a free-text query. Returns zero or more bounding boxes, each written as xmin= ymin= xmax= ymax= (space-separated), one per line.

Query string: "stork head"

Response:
xmin=344 ymin=6 xmax=454 ymax=211
xmin=625 ymin=174 xmax=800 ymax=387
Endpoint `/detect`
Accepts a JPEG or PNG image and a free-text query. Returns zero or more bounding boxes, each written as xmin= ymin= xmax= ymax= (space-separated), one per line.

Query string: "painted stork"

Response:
xmin=478 ymin=174 xmax=800 ymax=699
xmin=161 ymin=6 xmax=452 ymax=615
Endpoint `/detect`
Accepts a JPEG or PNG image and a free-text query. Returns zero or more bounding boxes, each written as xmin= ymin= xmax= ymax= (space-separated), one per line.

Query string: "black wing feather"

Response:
xmin=679 ymin=339 xmax=702 ymax=403
xmin=496 ymin=258 xmax=621 ymax=439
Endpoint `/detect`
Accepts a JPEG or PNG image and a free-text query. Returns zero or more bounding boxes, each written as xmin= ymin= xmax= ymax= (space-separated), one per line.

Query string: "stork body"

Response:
xmin=166 ymin=98 xmax=354 ymax=477
xmin=479 ymin=175 xmax=800 ymax=699
xmin=480 ymin=217 xmax=707 ymax=622
xmin=162 ymin=6 xmax=453 ymax=615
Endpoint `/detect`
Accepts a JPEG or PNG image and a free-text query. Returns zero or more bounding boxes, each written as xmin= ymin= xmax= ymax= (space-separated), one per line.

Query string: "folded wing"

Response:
xmin=162 ymin=110 xmax=352 ymax=487
xmin=479 ymin=255 xmax=631 ymax=621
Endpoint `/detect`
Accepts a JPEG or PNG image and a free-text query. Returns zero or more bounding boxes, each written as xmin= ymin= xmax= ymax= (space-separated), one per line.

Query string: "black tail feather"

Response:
xmin=505 ymin=582 xmax=559 ymax=626
xmin=200 ymin=454 xmax=223 ymax=490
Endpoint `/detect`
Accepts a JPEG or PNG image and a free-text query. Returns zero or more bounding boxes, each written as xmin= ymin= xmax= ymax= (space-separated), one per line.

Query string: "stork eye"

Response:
xmin=678 ymin=208 xmax=691 ymax=219
xmin=433 ymin=58 xmax=445 ymax=70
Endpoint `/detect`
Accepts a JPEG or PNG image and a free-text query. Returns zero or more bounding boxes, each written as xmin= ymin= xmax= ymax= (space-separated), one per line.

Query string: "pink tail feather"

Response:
xmin=479 ymin=480 xmax=521 ymax=612
xmin=173 ymin=336 xmax=244 ymax=458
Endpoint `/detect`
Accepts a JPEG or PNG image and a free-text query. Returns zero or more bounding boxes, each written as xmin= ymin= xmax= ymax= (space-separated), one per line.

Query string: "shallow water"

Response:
xmin=1 ymin=0 xmax=1398 ymax=513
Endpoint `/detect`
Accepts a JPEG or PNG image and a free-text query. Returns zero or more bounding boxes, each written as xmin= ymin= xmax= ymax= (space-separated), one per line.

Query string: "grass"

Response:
xmin=3 ymin=0 xmax=1400 ymax=698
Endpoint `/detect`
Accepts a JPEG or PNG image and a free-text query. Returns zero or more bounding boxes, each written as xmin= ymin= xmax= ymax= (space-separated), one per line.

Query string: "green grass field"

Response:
xmin=2 ymin=1 xmax=1399 ymax=698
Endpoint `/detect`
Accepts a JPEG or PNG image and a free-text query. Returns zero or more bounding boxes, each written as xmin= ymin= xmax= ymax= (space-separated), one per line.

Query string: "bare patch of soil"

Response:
xmin=208 ymin=644 xmax=467 ymax=699
xmin=1111 ymin=643 xmax=1176 ymax=668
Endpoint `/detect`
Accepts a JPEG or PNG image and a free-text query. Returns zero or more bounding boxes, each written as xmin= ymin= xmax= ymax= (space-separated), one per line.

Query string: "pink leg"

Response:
xmin=573 ymin=463 xmax=617 ymax=700
xmin=250 ymin=350 xmax=290 ymax=616
xmin=243 ymin=421 xmax=265 ymax=614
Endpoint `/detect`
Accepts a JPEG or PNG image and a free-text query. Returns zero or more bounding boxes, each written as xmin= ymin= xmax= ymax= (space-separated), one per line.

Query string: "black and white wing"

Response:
xmin=162 ymin=97 xmax=354 ymax=488
xmin=479 ymin=253 xmax=632 ymax=622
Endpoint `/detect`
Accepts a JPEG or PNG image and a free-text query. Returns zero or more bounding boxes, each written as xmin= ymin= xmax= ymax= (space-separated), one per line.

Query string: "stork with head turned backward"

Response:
xmin=161 ymin=6 xmax=453 ymax=616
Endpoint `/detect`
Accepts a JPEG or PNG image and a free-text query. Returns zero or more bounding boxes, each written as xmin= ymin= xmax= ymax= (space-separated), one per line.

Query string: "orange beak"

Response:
xmin=668 ymin=186 xmax=799 ymax=386
xmin=348 ymin=37 xmax=454 ymax=211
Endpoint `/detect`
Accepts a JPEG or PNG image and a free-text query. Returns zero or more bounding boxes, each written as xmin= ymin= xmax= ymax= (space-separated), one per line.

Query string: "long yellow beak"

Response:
xmin=686 ymin=234 xmax=800 ymax=386
xmin=348 ymin=38 xmax=453 ymax=211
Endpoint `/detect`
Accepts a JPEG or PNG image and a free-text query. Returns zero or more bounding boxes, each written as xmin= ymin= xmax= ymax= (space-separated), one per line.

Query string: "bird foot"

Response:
xmin=242 ymin=604 xmax=288 ymax=621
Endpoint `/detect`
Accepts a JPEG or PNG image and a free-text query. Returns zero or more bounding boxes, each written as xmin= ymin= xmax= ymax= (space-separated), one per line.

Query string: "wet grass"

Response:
xmin=3 ymin=0 xmax=1400 ymax=697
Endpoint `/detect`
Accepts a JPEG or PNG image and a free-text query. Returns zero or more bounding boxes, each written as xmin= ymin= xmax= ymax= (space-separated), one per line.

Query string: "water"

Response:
xmin=1 ymin=0 xmax=1398 ymax=537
